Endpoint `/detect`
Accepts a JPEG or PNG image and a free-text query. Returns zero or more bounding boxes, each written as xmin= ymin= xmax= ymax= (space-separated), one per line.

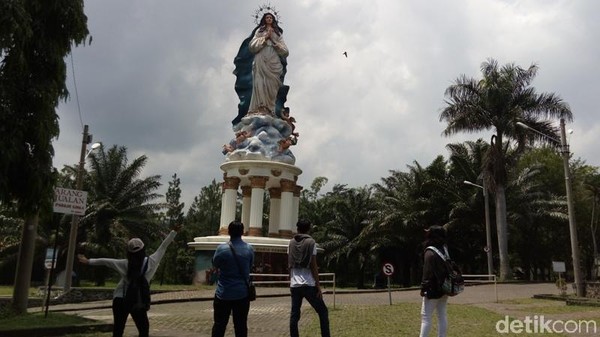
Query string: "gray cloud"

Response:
xmin=53 ymin=0 xmax=600 ymax=210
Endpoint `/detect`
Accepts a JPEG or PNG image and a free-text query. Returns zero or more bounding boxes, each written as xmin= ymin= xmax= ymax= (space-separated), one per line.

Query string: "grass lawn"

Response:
xmin=303 ymin=302 xmax=573 ymax=337
xmin=0 ymin=311 xmax=97 ymax=330
xmin=7 ymin=303 xmax=530 ymax=337
xmin=0 ymin=283 xmax=211 ymax=296
xmin=3 ymin=292 xmax=600 ymax=336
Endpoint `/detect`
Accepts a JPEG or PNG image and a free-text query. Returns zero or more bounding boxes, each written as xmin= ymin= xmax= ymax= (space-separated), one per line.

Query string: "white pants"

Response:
xmin=419 ymin=295 xmax=448 ymax=337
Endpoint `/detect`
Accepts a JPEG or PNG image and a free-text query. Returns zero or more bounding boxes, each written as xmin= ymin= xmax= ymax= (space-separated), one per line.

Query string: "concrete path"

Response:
xmin=46 ymin=283 xmax=599 ymax=337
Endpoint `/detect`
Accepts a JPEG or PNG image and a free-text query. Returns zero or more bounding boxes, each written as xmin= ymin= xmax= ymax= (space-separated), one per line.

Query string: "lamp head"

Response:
xmin=516 ymin=122 xmax=529 ymax=129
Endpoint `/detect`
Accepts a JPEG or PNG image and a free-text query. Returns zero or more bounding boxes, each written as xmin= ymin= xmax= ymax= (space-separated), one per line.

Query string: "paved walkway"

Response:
xmin=41 ymin=283 xmax=599 ymax=337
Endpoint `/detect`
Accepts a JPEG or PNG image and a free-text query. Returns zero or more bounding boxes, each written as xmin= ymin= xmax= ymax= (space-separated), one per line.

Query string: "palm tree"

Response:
xmin=299 ymin=177 xmax=332 ymax=228
xmin=507 ymin=163 xmax=567 ymax=280
xmin=584 ymin=172 xmax=600 ymax=279
xmin=446 ymin=140 xmax=495 ymax=274
xmin=373 ymin=157 xmax=455 ymax=284
xmin=440 ymin=58 xmax=572 ymax=280
xmin=318 ymin=185 xmax=378 ymax=288
xmin=80 ymin=145 xmax=164 ymax=262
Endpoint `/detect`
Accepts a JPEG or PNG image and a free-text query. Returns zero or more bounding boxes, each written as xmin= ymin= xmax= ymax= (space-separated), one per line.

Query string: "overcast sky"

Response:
xmin=53 ymin=0 xmax=600 ymax=211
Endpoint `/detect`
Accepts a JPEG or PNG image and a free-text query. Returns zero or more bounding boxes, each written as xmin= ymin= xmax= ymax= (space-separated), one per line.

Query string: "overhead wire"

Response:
xmin=69 ymin=51 xmax=84 ymax=131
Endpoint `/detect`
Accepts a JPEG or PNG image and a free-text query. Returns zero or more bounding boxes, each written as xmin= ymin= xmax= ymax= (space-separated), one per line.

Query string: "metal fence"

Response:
xmin=250 ymin=273 xmax=337 ymax=308
xmin=463 ymin=274 xmax=498 ymax=302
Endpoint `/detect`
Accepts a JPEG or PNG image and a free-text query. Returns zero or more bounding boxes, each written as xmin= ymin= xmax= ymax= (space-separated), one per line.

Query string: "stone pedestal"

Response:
xmin=217 ymin=160 xmax=302 ymax=237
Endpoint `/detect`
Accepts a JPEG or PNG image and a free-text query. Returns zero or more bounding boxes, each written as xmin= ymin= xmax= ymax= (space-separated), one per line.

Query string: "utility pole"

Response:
xmin=464 ymin=180 xmax=494 ymax=277
xmin=560 ymin=119 xmax=584 ymax=297
xmin=517 ymin=119 xmax=584 ymax=296
xmin=64 ymin=125 xmax=91 ymax=292
xmin=482 ymin=180 xmax=494 ymax=278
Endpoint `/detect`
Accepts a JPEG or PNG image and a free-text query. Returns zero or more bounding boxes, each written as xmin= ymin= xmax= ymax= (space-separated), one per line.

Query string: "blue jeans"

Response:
xmin=290 ymin=286 xmax=330 ymax=337
xmin=212 ymin=296 xmax=250 ymax=337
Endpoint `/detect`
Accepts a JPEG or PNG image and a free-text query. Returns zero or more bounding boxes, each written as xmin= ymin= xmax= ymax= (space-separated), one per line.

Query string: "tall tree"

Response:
xmin=440 ymin=58 xmax=572 ymax=280
xmin=165 ymin=173 xmax=185 ymax=227
xmin=186 ymin=180 xmax=222 ymax=236
xmin=0 ymin=0 xmax=88 ymax=313
xmin=318 ymin=185 xmax=378 ymax=288
xmin=446 ymin=140 xmax=496 ymax=274
xmin=298 ymin=176 xmax=333 ymax=232
xmin=79 ymin=145 xmax=164 ymax=281
xmin=581 ymin=170 xmax=600 ymax=280
xmin=506 ymin=162 xmax=566 ymax=280
xmin=374 ymin=157 xmax=455 ymax=285
xmin=158 ymin=173 xmax=187 ymax=284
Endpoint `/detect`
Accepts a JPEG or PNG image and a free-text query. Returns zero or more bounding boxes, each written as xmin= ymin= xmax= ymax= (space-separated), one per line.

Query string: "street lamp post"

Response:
xmin=63 ymin=125 xmax=100 ymax=292
xmin=517 ymin=119 xmax=584 ymax=297
xmin=464 ymin=180 xmax=494 ymax=277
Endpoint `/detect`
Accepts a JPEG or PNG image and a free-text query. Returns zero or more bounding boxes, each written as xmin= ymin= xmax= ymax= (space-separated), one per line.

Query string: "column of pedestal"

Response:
xmin=268 ymin=188 xmax=281 ymax=237
xmin=241 ymin=186 xmax=252 ymax=233
xmin=218 ymin=177 xmax=240 ymax=235
xmin=248 ymin=176 xmax=268 ymax=236
xmin=291 ymin=185 xmax=302 ymax=233
xmin=279 ymin=179 xmax=295 ymax=238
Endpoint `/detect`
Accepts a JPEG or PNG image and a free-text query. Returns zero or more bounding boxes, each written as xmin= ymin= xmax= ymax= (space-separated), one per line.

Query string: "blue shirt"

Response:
xmin=213 ymin=238 xmax=254 ymax=300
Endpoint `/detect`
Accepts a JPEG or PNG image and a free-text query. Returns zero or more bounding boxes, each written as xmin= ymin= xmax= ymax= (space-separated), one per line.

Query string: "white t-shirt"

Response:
xmin=289 ymin=244 xmax=318 ymax=287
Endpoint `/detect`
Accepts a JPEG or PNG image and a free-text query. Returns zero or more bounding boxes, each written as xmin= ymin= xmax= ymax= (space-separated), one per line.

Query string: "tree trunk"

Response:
xmin=591 ymin=197 xmax=598 ymax=281
xmin=495 ymin=185 xmax=511 ymax=280
xmin=12 ymin=213 xmax=39 ymax=314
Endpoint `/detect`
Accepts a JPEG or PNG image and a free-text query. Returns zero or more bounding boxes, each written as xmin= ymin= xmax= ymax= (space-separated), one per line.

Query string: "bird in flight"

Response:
xmin=343 ymin=51 xmax=348 ymax=58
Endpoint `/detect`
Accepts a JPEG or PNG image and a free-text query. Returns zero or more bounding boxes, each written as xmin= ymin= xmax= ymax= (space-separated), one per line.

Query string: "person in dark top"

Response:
xmin=419 ymin=225 xmax=449 ymax=337
xmin=288 ymin=219 xmax=330 ymax=337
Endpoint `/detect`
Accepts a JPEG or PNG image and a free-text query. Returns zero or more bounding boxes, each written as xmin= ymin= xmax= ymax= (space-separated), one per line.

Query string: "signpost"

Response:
xmin=553 ymin=261 xmax=567 ymax=295
xmin=382 ymin=262 xmax=395 ymax=305
xmin=43 ymin=248 xmax=58 ymax=317
xmin=45 ymin=248 xmax=57 ymax=270
xmin=44 ymin=186 xmax=89 ymax=316
xmin=53 ymin=187 xmax=88 ymax=216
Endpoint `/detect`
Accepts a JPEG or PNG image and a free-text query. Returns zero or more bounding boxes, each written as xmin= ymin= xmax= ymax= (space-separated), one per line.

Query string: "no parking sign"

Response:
xmin=382 ymin=262 xmax=395 ymax=305
xmin=382 ymin=262 xmax=395 ymax=276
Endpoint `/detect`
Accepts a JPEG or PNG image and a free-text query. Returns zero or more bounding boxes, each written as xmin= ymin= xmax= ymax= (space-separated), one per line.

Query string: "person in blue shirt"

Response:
xmin=211 ymin=221 xmax=255 ymax=337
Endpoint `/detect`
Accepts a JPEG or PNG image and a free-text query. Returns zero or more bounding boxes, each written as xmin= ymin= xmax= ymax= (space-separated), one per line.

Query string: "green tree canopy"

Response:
xmin=440 ymin=58 xmax=573 ymax=280
xmin=0 ymin=0 xmax=89 ymax=313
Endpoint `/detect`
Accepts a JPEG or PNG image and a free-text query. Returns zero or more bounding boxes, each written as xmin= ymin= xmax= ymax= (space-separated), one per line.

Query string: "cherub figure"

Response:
xmin=281 ymin=107 xmax=299 ymax=137
xmin=278 ymin=135 xmax=298 ymax=152
xmin=222 ymin=130 xmax=250 ymax=154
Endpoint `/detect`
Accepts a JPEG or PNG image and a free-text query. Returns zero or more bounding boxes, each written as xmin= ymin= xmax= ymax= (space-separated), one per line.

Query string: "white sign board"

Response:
xmin=45 ymin=248 xmax=57 ymax=269
xmin=53 ymin=187 xmax=88 ymax=216
xmin=552 ymin=261 xmax=566 ymax=273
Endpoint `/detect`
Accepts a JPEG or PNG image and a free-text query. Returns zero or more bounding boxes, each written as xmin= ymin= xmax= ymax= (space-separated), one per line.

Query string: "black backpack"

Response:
xmin=124 ymin=258 xmax=151 ymax=311
xmin=426 ymin=246 xmax=465 ymax=296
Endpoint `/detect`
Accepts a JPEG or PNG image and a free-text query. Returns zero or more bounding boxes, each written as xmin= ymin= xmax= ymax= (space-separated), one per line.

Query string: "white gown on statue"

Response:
xmin=248 ymin=28 xmax=289 ymax=114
